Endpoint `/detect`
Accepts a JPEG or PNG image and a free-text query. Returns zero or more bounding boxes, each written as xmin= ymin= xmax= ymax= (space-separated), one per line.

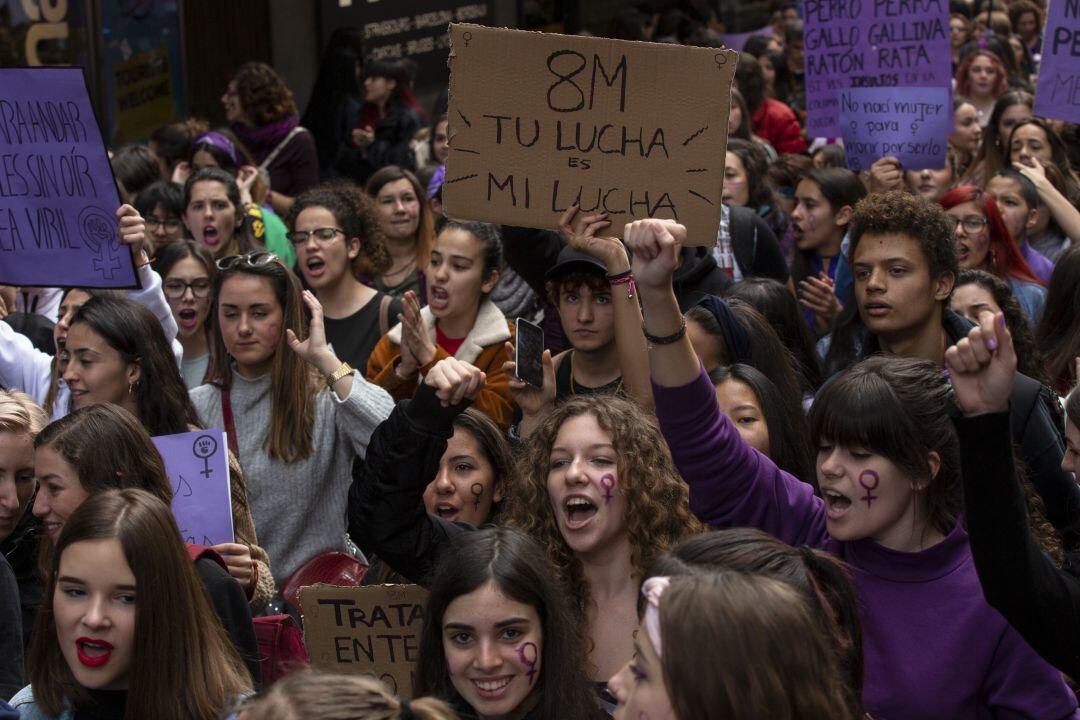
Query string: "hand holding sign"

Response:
xmin=210 ymin=542 xmax=255 ymax=592
xmin=558 ymin=205 xmax=624 ymax=272
xmin=945 ymin=311 xmax=1016 ymax=416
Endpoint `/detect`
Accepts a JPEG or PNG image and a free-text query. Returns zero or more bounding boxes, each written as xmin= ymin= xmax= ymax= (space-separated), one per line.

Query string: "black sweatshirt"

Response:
xmin=958 ymin=411 xmax=1080 ymax=679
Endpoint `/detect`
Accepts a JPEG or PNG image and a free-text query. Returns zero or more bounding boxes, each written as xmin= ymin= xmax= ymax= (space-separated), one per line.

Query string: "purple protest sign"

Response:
xmin=152 ymin=429 xmax=234 ymax=547
xmin=0 ymin=67 xmax=137 ymax=289
xmin=717 ymin=25 xmax=773 ymax=52
xmin=840 ymin=86 xmax=951 ymax=171
xmin=804 ymin=0 xmax=952 ymax=137
xmin=1033 ymin=0 xmax=1080 ymax=123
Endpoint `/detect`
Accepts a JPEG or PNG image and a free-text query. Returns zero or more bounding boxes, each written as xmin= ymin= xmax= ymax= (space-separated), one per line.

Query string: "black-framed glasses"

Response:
xmin=147 ymin=217 xmax=183 ymax=231
xmin=216 ymin=251 xmax=278 ymax=270
xmin=163 ymin=278 xmax=213 ymax=299
xmin=287 ymin=227 xmax=344 ymax=246
xmin=949 ymin=215 xmax=988 ymax=234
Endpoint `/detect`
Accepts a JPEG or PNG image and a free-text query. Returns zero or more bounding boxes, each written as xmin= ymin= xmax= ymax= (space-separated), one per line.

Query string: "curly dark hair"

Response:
xmin=953 ymin=269 xmax=1050 ymax=386
xmin=849 ymin=190 xmax=958 ymax=281
xmin=231 ymin=62 xmax=298 ymax=127
xmin=506 ymin=396 xmax=703 ymax=626
xmin=287 ymin=182 xmax=392 ymax=277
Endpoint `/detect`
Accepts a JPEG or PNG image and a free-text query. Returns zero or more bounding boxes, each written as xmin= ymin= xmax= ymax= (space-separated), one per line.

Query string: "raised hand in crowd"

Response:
xmin=395 ymin=289 xmax=438 ymax=380
xmin=502 ymin=340 xmax=556 ymax=438
xmin=868 ymin=156 xmax=903 ymax=194
xmin=799 ymin=271 xmax=842 ymax=335
xmin=424 ymin=356 xmax=486 ymax=408
xmin=947 ymin=310 xmax=1017 ymax=416
xmin=286 ymin=289 xmax=354 ymax=399
xmin=116 ymin=203 xmax=149 ymax=265
xmin=236 ymin=164 xmax=260 ymax=208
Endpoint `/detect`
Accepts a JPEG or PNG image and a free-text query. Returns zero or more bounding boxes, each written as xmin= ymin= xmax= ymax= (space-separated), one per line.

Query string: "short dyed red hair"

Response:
xmin=939 ymin=185 xmax=1043 ymax=286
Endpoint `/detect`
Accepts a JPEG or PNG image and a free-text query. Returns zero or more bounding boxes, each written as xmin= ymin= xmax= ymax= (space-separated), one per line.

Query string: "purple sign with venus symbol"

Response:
xmin=0 ymin=68 xmax=138 ymax=288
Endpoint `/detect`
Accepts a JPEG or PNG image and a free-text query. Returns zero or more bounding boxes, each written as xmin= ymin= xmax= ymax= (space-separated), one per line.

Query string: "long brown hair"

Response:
xmin=207 ymin=256 xmax=318 ymax=462
xmin=1037 ymin=246 xmax=1080 ymax=390
xmin=365 ymin=166 xmax=436 ymax=271
xmin=27 ymin=489 xmax=252 ymax=719
xmin=506 ymin=396 xmax=703 ymax=618
xmin=658 ymin=572 xmax=851 ymax=720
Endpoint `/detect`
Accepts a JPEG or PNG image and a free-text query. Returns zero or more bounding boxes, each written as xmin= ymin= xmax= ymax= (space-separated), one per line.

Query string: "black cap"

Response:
xmin=544 ymin=245 xmax=608 ymax=280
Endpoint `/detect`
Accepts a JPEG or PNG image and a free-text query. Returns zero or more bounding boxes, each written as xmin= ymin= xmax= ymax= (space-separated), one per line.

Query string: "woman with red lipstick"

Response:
xmin=12 ymin=489 xmax=253 ymax=719
xmin=182 ymin=167 xmax=263 ymax=262
xmin=287 ymin=184 xmax=402 ymax=373
xmin=366 ymin=220 xmax=515 ymax=430
xmin=939 ymin=186 xmax=1046 ymax=324
xmin=955 ymin=51 xmax=1009 ymax=128
xmin=414 ymin=527 xmax=602 ymax=720
xmin=157 ymin=241 xmax=217 ymax=389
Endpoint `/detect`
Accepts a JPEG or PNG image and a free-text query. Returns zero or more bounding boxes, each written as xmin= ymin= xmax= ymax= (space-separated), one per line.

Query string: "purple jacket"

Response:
xmin=1020 ymin=241 xmax=1055 ymax=285
xmin=654 ymin=368 xmax=1079 ymax=720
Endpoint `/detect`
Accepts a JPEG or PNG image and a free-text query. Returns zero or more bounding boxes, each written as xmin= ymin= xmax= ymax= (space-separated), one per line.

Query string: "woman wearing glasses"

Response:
xmin=287 ymin=184 xmax=403 ymax=372
xmin=158 ymin=241 xmax=218 ymax=388
xmin=940 ymin=186 xmax=1047 ymax=324
xmin=191 ymin=252 xmax=394 ymax=590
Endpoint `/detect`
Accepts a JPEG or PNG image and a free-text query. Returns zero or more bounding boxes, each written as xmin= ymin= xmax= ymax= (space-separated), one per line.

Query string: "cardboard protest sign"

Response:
xmin=444 ymin=23 xmax=737 ymax=247
xmin=804 ymin=0 xmax=952 ymax=137
xmin=0 ymin=68 xmax=138 ymax=289
xmin=301 ymin=584 xmax=428 ymax=698
xmin=1033 ymin=0 xmax=1080 ymax=123
xmin=840 ymin=86 xmax=951 ymax=171
xmin=151 ymin=429 xmax=234 ymax=546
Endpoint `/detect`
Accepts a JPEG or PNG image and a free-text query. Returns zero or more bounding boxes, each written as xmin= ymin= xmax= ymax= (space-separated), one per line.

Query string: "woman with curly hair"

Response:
xmin=287 ymin=183 xmax=401 ymax=371
xmin=222 ymin=62 xmax=319 ymax=215
xmin=349 ymin=357 xmax=701 ymax=699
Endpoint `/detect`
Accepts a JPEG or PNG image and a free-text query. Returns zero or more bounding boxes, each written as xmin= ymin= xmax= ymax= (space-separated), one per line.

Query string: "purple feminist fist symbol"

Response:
xmin=858 ymin=470 xmax=880 ymax=508
xmin=599 ymin=474 xmax=615 ymax=504
xmin=470 ymin=483 xmax=484 ymax=511
xmin=517 ymin=641 xmax=538 ymax=685
xmin=79 ymin=207 xmax=122 ymax=280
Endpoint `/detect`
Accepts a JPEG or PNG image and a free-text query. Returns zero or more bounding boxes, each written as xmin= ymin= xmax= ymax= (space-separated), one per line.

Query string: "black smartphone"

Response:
xmin=515 ymin=318 xmax=545 ymax=389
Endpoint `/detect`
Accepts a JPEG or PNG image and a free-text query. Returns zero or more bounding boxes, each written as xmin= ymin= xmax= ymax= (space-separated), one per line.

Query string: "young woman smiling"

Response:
xmin=414 ymin=527 xmax=601 ymax=720
xmin=287 ymin=184 xmax=402 ymax=373
xmin=365 ymin=166 xmax=436 ymax=299
xmin=156 ymin=241 xmax=217 ymax=388
xmin=191 ymin=253 xmax=394 ymax=588
xmin=366 ymin=221 xmax=514 ymax=430
xmin=12 ymin=489 xmax=253 ymax=720
xmin=631 ymin=217 xmax=1078 ymax=719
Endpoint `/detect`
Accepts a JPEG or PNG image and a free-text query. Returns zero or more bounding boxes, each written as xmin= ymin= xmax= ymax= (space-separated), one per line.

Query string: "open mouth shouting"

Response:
xmin=201 ymin=225 xmax=220 ymax=246
xmin=823 ymin=489 xmax=853 ymax=520
xmin=177 ymin=308 xmax=200 ymax=331
xmin=429 ymin=285 xmax=450 ymax=311
xmin=563 ymin=495 xmax=598 ymax=530
xmin=76 ymin=637 xmax=114 ymax=668
xmin=434 ymin=502 xmax=461 ymax=521
xmin=304 ymin=256 xmax=327 ymax=279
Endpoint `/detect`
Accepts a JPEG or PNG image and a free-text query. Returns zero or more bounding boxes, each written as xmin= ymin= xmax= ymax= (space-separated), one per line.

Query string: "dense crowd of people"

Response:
xmin=1 ymin=1 xmax=1080 ymax=718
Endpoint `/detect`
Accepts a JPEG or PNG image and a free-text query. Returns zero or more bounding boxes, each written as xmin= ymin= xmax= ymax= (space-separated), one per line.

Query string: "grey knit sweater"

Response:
xmin=191 ymin=371 xmax=394 ymax=585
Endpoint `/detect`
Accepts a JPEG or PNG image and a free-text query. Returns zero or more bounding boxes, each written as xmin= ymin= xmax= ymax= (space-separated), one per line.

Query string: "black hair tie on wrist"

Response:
xmin=399 ymin=699 xmax=416 ymax=719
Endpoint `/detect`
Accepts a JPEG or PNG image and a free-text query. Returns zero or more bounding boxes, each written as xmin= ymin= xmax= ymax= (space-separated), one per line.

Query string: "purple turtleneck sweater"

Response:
xmin=654 ymin=367 xmax=1079 ymax=720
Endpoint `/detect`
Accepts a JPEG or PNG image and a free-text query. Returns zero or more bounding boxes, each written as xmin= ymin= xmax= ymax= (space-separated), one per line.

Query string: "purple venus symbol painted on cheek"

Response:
xmin=470 ymin=483 xmax=484 ymax=511
xmin=517 ymin=641 xmax=538 ymax=685
xmin=858 ymin=470 xmax=880 ymax=508
xmin=599 ymin=474 xmax=615 ymax=504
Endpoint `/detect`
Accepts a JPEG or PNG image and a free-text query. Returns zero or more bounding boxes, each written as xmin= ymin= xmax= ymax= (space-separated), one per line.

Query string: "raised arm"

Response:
xmin=347 ymin=358 xmax=483 ymax=585
xmin=949 ymin=311 xmax=1080 ymax=679
xmin=1017 ymin=159 xmax=1080 ymax=243
xmin=628 ymin=220 xmax=826 ymax=546
xmin=558 ymin=205 xmax=652 ymax=410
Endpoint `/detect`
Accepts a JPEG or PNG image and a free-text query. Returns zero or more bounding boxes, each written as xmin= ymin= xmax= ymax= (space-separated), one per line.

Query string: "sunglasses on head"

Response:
xmin=216 ymin=251 xmax=279 ymax=270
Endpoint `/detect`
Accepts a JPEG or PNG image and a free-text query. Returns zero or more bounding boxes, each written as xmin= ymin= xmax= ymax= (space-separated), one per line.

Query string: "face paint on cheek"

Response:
xmin=599 ymin=474 xmax=615 ymax=504
xmin=516 ymin=641 xmax=538 ymax=685
xmin=858 ymin=469 xmax=880 ymax=508
xmin=470 ymin=482 xmax=483 ymax=511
